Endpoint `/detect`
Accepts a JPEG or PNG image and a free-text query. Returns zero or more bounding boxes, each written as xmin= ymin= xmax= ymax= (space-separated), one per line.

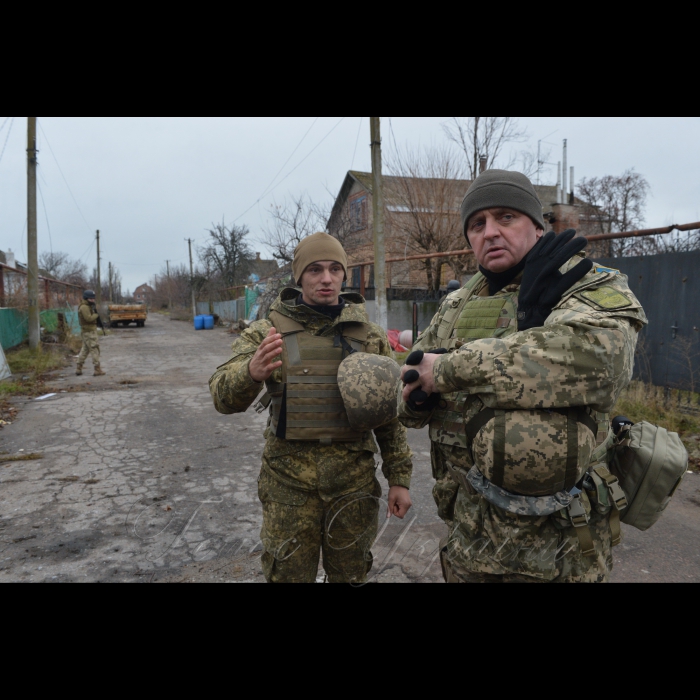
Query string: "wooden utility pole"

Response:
xmin=187 ymin=239 xmax=196 ymax=319
xmin=166 ymin=260 xmax=173 ymax=314
xmin=27 ymin=117 xmax=40 ymax=350
xmin=96 ymin=230 xmax=102 ymax=307
xmin=370 ymin=117 xmax=387 ymax=330
xmin=108 ymin=262 xmax=113 ymax=303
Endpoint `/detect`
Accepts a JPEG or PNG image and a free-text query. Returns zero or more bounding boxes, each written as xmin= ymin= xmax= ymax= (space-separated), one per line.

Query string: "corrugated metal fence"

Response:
xmin=196 ymin=299 xmax=247 ymax=323
xmin=594 ymin=251 xmax=700 ymax=389
xmin=0 ymin=307 xmax=81 ymax=351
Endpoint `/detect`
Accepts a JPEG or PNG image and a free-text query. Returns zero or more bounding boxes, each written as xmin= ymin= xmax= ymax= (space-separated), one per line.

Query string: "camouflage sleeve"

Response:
xmin=366 ymin=323 xmax=413 ymax=490
xmin=209 ymin=320 xmax=273 ymax=415
xmin=433 ymin=302 xmax=645 ymax=414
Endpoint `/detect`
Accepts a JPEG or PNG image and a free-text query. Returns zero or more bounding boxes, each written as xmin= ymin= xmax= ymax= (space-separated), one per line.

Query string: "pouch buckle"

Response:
xmin=568 ymin=496 xmax=590 ymax=528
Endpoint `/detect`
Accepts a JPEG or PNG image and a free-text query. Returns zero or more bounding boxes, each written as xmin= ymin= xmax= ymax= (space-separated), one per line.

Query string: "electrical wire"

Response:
xmin=351 ymin=117 xmax=363 ymax=170
xmin=234 ymin=117 xmax=347 ymax=223
xmin=0 ymin=117 xmax=15 ymax=167
xmin=0 ymin=117 xmax=10 ymax=132
xmin=37 ymin=179 xmax=54 ymax=255
xmin=37 ymin=120 xmax=94 ymax=235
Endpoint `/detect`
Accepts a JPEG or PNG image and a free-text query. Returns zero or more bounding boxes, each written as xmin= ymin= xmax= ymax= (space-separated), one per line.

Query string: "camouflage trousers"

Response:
xmin=258 ymin=469 xmax=381 ymax=584
xmin=432 ymin=446 xmax=614 ymax=584
xmin=78 ymin=331 xmax=101 ymax=368
xmin=442 ymin=485 xmax=614 ymax=583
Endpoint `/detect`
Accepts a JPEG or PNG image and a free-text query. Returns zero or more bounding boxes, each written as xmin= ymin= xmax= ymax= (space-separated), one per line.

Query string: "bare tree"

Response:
xmin=636 ymin=229 xmax=700 ymax=255
xmin=264 ymin=193 xmax=355 ymax=264
xmin=199 ymin=221 xmax=255 ymax=290
xmin=39 ymin=251 xmax=89 ymax=286
xmin=443 ymin=117 xmax=536 ymax=179
xmin=262 ymin=195 xmax=325 ymax=264
xmin=386 ymin=145 xmax=474 ymax=294
xmin=577 ymin=170 xmax=650 ymax=257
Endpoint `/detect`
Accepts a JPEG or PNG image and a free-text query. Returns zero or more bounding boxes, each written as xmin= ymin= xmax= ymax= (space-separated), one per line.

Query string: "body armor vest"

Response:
xmin=266 ymin=310 xmax=369 ymax=444
xmin=430 ymin=274 xmax=604 ymax=498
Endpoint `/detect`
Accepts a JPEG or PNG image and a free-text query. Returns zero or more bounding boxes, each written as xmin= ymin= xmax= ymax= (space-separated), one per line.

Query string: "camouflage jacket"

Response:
xmin=210 ymin=289 xmax=413 ymax=496
xmin=400 ymin=259 xmax=648 ymax=432
xmin=78 ymin=301 xmax=100 ymax=332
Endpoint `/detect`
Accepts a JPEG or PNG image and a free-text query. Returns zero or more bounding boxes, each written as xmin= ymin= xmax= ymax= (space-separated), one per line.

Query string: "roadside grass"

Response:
xmin=614 ymin=381 xmax=700 ymax=472
xmin=0 ymin=341 xmax=79 ymax=399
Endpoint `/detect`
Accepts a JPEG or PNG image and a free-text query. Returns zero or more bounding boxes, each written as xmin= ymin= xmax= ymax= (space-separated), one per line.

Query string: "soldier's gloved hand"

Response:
xmin=517 ymin=229 xmax=593 ymax=332
xmin=402 ymin=349 xmax=447 ymax=411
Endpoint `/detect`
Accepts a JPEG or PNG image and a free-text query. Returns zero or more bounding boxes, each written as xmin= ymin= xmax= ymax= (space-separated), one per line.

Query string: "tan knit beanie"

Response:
xmin=293 ymin=232 xmax=348 ymax=286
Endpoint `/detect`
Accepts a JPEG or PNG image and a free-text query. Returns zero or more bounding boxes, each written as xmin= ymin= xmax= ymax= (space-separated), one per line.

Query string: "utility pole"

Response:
xmin=96 ymin=230 xmax=102 ymax=307
xmin=166 ymin=260 xmax=173 ymax=314
xmin=108 ymin=263 xmax=113 ymax=303
xmin=27 ymin=117 xmax=40 ymax=350
xmin=370 ymin=117 xmax=387 ymax=330
xmin=187 ymin=239 xmax=196 ymax=319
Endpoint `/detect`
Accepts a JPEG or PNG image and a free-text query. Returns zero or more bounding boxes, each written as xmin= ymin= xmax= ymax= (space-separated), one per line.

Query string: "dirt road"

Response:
xmin=0 ymin=314 xmax=698 ymax=583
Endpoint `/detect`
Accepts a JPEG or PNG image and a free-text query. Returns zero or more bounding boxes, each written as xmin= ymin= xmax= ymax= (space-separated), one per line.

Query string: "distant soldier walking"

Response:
xmin=77 ymin=290 xmax=106 ymax=377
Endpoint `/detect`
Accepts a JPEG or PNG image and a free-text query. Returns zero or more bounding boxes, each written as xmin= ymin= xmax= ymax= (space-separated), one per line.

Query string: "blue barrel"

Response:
xmin=204 ymin=315 xmax=215 ymax=330
xmin=194 ymin=315 xmax=205 ymax=331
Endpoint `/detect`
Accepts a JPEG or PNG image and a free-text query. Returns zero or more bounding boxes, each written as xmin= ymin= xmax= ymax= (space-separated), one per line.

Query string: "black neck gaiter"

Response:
xmin=479 ymin=257 xmax=527 ymax=297
xmin=297 ymin=295 xmax=346 ymax=319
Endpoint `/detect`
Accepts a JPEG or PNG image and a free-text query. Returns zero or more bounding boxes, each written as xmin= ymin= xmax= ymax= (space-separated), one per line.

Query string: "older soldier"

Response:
xmin=399 ymin=170 xmax=647 ymax=584
xmin=210 ymin=232 xmax=413 ymax=584
xmin=76 ymin=290 xmax=106 ymax=377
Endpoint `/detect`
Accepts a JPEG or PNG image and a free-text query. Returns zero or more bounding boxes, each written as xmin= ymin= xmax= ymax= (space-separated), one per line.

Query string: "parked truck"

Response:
xmin=108 ymin=304 xmax=148 ymax=328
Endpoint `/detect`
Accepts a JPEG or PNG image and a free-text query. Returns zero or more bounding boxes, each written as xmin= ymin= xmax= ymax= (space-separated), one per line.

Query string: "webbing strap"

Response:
xmin=286 ymin=405 xmax=344 ymax=414
xmin=465 ymin=408 xmax=496 ymax=441
xmin=568 ymin=496 xmax=595 ymax=558
xmin=287 ymin=390 xmax=341 ymax=399
xmin=609 ymin=507 xmax=622 ymax=548
xmin=492 ymin=412 xmax=507 ymax=489
xmin=565 ymin=412 xmax=580 ymax=492
xmin=287 ymin=420 xmax=352 ymax=429
xmin=288 ymin=376 xmax=338 ymax=384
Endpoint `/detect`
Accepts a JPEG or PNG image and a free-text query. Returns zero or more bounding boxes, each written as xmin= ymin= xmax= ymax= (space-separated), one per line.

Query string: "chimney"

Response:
xmin=479 ymin=155 xmax=488 ymax=174
xmin=562 ymin=139 xmax=568 ymax=200
xmin=569 ymin=166 xmax=575 ymax=205
xmin=6 ymin=249 xmax=15 ymax=269
xmin=557 ymin=162 xmax=562 ymax=204
xmin=256 ymin=252 xmax=261 ymax=261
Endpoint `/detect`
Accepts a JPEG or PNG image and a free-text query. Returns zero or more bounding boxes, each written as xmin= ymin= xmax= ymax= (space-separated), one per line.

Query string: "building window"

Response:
xmin=350 ymin=197 xmax=368 ymax=232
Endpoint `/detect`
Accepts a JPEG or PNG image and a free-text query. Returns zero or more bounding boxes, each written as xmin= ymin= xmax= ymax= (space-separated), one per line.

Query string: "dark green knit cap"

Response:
xmin=460 ymin=170 xmax=546 ymax=245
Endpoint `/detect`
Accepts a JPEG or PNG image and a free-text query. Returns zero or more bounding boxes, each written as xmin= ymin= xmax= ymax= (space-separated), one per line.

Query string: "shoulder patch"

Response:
xmin=579 ymin=286 xmax=633 ymax=311
xmin=594 ymin=265 xmax=619 ymax=275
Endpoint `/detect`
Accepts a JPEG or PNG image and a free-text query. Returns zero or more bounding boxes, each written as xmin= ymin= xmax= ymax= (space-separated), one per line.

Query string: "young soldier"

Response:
xmin=400 ymin=170 xmax=648 ymax=584
xmin=210 ymin=233 xmax=413 ymax=584
xmin=77 ymin=290 xmax=106 ymax=377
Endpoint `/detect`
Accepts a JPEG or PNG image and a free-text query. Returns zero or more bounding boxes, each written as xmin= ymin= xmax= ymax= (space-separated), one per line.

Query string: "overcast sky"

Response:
xmin=1 ymin=117 xmax=698 ymax=291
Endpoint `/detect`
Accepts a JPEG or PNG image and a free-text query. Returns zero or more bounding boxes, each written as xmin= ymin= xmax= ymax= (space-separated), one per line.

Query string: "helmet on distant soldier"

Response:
xmin=83 ymin=290 xmax=96 ymax=301
xmin=338 ymin=353 xmax=401 ymax=432
xmin=447 ymin=280 xmax=461 ymax=293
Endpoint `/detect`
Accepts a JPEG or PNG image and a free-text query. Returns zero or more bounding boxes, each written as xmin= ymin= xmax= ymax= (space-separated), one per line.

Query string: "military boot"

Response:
xmin=76 ymin=365 xmax=84 ymax=377
xmin=94 ymin=366 xmax=106 ymax=377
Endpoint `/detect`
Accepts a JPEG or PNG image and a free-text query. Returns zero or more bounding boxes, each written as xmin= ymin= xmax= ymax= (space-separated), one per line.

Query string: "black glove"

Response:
xmin=404 ymin=349 xmax=448 ymax=411
xmin=517 ymin=230 xmax=593 ymax=332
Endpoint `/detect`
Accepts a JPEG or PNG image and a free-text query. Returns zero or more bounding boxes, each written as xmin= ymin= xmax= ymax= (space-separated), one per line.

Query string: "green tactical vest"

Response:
xmin=266 ymin=310 xmax=370 ymax=445
xmin=429 ymin=273 xmax=608 ymax=497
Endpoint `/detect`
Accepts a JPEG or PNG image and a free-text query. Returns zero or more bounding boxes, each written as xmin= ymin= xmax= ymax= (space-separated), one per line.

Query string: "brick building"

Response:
xmin=329 ymin=171 xmax=592 ymax=295
xmin=134 ymin=284 xmax=155 ymax=304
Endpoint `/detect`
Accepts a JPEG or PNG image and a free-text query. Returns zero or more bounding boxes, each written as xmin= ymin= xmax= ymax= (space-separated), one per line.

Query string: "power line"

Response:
xmin=351 ymin=116 xmax=363 ymax=169
xmin=37 ymin=179 xmax=54 ymax=255
xmin=0 ymin=117 xmax=10 ymax=132
xmin=234 ymin=116 xmax=347 ymax=223
xmin=37 ymin=119 xmax=94 ymax=235
xmin=0 ymin=116 xmax=14 ymax=167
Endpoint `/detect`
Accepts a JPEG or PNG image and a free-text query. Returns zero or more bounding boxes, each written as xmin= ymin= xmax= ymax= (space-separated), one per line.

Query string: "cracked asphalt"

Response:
xmin=0 ymin=313 xmax=698 ymax=583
